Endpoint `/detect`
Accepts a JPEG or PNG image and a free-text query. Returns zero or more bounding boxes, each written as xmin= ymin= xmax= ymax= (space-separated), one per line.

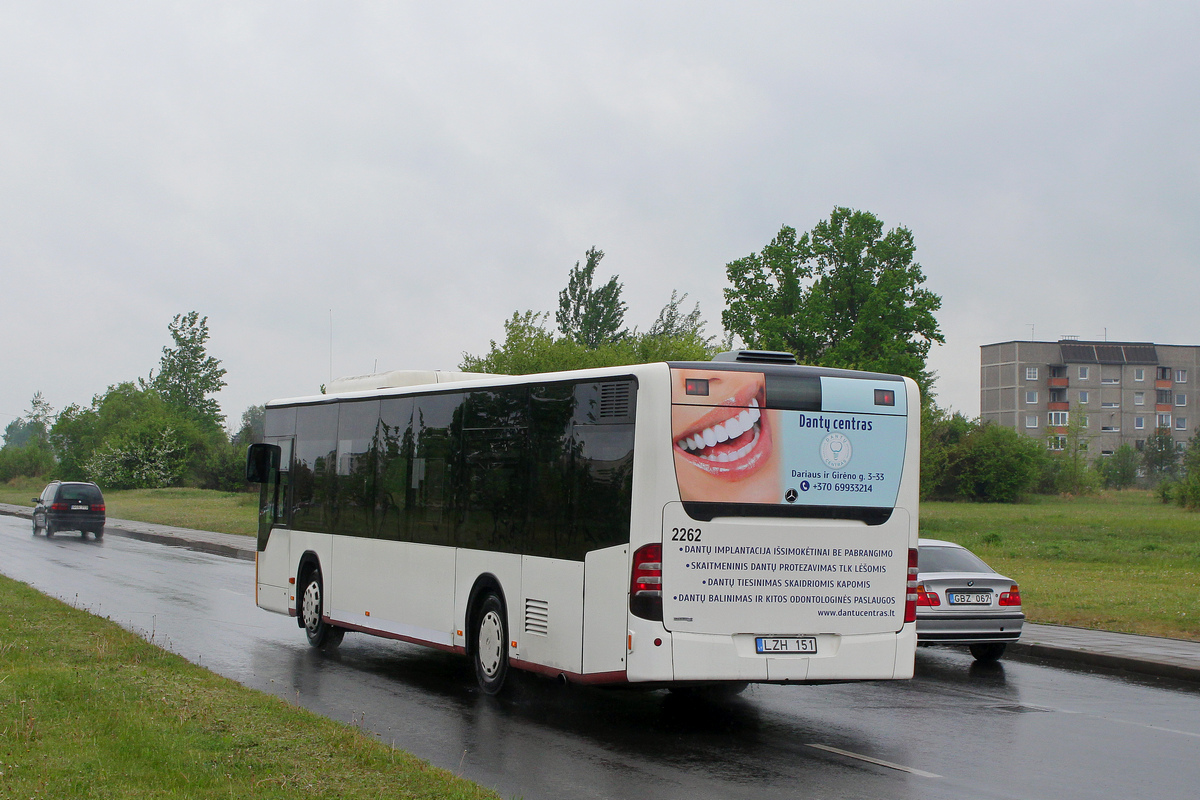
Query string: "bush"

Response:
xmin=950 ymin=423 xmax=1044 ymax=502
xmin=0 ymin=442 xmax=55 ymax=482
xmin=84 ymin=428 xmax=187 ymax=489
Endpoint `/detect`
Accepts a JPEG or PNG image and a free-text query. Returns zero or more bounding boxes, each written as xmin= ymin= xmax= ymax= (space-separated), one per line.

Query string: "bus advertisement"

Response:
xmin=246 ymin=350 xmax=920 ymax=694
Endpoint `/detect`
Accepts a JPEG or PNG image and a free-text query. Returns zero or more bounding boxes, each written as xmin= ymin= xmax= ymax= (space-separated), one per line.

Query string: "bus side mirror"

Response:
xmin=246 ymin=443 xmax=280 ymax=483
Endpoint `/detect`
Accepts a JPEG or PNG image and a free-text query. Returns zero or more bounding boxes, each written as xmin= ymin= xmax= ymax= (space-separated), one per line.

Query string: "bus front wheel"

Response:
xmin=300 ymin=567 xmax=344 ymax=649
xmin=472 ymin=592 xmax=509 ymax=695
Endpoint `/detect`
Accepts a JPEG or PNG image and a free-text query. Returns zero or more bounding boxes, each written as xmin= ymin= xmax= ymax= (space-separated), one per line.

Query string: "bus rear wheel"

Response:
xmin=300 ymin=568 xmax=344 ymax=649
xmin=472 ymin=592 xmax=509 ymax=695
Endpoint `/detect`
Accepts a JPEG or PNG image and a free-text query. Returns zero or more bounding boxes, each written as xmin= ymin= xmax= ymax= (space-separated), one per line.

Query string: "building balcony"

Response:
xmin=1157 ymin=380 xmax=1174 ymax=389
xmin=1157 ymin=404 xmax=1173 ymax=412
xmin=1047 ymin=402 xmax=1070 ymax=411
xmin=1049 ymin=377 xmax=1069 ymax=388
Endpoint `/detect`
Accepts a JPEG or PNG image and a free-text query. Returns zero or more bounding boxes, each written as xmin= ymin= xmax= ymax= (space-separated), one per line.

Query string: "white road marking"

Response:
xmin=807 ymin=744 xmax=943 ymax=778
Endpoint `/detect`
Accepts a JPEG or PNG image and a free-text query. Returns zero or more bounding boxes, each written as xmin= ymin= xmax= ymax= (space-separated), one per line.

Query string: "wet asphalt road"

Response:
xmin=3 ymin=515 xmax=1199 ymax=800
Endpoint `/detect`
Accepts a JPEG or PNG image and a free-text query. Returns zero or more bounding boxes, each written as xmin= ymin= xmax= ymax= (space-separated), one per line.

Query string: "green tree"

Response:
xmin=556 ymin=248 xmax=628 ymax=348
xmin=148 ymin=312 xmax=227 ymax=430
xmin=1042 ymin=404 xmax=1098 ymax=494
xmin=723 ymin=208 xmax=943 ymax=395
xmin=1142 ymin=427 xmax=1179 ymax=483
xmin=50 ymin=382 xmax=212 ymax=486
xmin=1100 ymin=444 xmax=1140 ymax=490
xmin=950 ymin=423 xmax=1044 ymax=502
xmin=3 ymin=392 xmax=54 ymax=449
xmin=919 ymin=404 xmax=975 ymax=500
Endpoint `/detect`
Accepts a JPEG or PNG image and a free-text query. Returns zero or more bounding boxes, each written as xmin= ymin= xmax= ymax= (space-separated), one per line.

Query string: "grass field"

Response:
xmin=0 ymin=573 xmax=499 ymax=799
xmin=4 ymin=477 xmax=1198 ymax=640
xmin=923 ymin=491 xmax=1200 ymax=640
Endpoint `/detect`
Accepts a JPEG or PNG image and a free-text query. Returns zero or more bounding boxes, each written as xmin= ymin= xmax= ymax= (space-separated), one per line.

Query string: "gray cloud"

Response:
xmin=2 ymin=2 xmax=1197 ymax=428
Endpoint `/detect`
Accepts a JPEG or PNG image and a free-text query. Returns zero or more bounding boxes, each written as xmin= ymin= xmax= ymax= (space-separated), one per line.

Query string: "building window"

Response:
xmin=1178 ymin=442 xmax=1187 ymax=453
xmin=1134 ymin=391 xmax=1145 ymax=405
xmin=1134 ymin=368 xmax=1145 ymax=381
xmin=1025 ymin=415 xmax=1039 ymax=428
xmin=1079 ymin=390 xmax=1089 ymax=404
xmin=1135 ymin=439 xmax=1145 ymax=451
xmin=1178 ymin=369 xmax=1188 ymax=384
xmin=1101 ymin=425 xmax=1120 ymax=432
xmin=1158 ymin=414 xmax=1172 ymax=428
xmin=1102 ymin=401 xmax=1120 ymax=409
xmin=1158 ymin=367 xmax=1173 ymax=381
xmin=1026 ymin=391 xmax=1038 ymax=404
xmin=1047 ymin=435 xmax=1066 ymax=451
xmin=1079 ymin=366 xmax=1090 ymax=380
xmin=1047 ymin=411 xmax=1069 ymax=426
xmin=1176 ymin=417 xmax=1188 ymax=431
xmin=1026 ymin=367 xmax=1039 ymax=381
xmin=1102 ymin=377 xmax=1120 ymax=385
xmin=1177 ymin=394 xmax=1187 ymax=407
xmin=1158 ymin=389 xmax=1173 ymax=405
xmin=1135 ymin=417 xmax=1145 ymax=430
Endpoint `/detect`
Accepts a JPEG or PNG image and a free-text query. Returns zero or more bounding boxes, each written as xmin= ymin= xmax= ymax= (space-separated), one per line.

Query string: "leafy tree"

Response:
xmin=231 ymin=404 xmax=266 ymax=445
xmin=1142 ymin=427 xmax=1179 ymax=483
xmin=920 ymin=404 xmax=975 ymax=500
xmin=147 ymin=312 xmax=227 ymax=430
xmin=1042 ymin=404 xmax=1098 ymax=494
xmin=0 ymin=393 xmax=56 ymax=481
xmin=461 ymin=310 xmax=716 ymax=375
xmin=556 ymin=248 xmax=628 ymax=348
xmin=50 ymin=382 xmax=212 ymax=486
xmin=1099 ymin=444 xmax=1139 ymax=490
xmin=950 ymin=423 xmax=1044 ymax=503
xmin=3 ymin=392 xmax=55 ymax=449
xmin=723 ymin=208 xmax=943 ymax=395
xmin=1175 ymin=431 xmax=1200 ymax=511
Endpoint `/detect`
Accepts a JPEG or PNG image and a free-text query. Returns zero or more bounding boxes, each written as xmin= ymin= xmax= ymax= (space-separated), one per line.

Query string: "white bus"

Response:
xmin=246 ymin=351 xmax=920 ymax=694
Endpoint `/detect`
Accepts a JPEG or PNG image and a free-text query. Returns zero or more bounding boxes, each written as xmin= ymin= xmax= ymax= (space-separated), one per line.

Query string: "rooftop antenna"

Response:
xmin=1027 ymin=324 xmax=1035 ymax=341
xmin=329 ymin=309 xmax=333 ymax=383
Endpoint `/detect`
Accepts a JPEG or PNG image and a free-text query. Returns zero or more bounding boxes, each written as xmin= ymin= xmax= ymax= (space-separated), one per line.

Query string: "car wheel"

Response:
xmin=94 ymin=528 xmax=104 ymax=539
xmin=472 ymin=592 xmax=509 ymax=695
xmin=45 ymin=521 xmax=55 ymax=538
xmin=968 ymin=643 xmax=1007 ymax=662
xmin=299 ymin=567 xmax=342 ymax=648
xmin=31 ymin=517 xmax=39 ymax=535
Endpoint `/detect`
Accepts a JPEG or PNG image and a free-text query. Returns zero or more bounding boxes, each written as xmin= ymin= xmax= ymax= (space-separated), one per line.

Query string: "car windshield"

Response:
xmin=919 ymin=545 xmax=993 ymax=574
xmin=57 ymin=485 xmax=102 ymax=504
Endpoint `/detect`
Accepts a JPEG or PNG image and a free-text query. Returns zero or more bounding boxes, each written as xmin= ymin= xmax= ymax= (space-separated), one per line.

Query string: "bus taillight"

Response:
xmin=630 ymin=543 xmax=663 ymax=621
xmin=904 ymin=548 xmax=919 ymax=623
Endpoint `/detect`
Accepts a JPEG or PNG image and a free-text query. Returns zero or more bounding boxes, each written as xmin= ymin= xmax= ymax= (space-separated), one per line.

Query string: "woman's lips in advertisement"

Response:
xmin=675 ymin=396 xmax=771 ymax=477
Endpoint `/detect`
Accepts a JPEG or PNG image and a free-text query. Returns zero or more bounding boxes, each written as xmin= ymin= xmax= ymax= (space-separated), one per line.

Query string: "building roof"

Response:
xmin=1058 ymin=341 xmax=1158 ymax=364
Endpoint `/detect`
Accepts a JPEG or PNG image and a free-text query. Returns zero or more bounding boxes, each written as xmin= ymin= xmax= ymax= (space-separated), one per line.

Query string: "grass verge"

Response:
xmin=0 ymin=478 xmax=257 ymax=537
xmin=0 ymin=573 xmax=499 ymax=799
xmin=922 ymin=490 xmax=1200 ymax=641
xmin=4 ymin=477 xmax=1198 ymax=639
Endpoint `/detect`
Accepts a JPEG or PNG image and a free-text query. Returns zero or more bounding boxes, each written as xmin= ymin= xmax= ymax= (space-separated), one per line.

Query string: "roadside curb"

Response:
xmin=0 ymin=503 xmax=255 ymax=562
xmin=3 ymin=502 xmax=1198 ymax=683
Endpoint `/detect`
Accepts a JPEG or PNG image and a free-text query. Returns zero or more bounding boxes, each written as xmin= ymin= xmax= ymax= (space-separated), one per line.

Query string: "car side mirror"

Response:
xmin=245 ymin=443 xmax=281 ymax=483
xmin=32 ymin=497 xmax=40 ymax=504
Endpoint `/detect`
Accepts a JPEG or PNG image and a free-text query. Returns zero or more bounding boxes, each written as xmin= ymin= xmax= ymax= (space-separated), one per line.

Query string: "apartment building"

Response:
xmin=980 ymin=339 xmax=1199 ymax=455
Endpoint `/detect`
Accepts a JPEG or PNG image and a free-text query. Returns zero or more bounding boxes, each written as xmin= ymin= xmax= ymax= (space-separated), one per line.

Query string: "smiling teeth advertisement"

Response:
xmin=671 ymin=369 xmax=906 ymax=508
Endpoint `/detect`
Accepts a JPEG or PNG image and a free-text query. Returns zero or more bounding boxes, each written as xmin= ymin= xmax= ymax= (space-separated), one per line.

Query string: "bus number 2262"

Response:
xmin=671 ymin=527 xmax=703 ymax=542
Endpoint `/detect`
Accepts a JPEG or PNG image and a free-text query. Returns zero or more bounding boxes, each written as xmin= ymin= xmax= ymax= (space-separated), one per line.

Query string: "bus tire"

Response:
xmin=968 ymin=643 xmax=1006 ymax=662
xmin=300 ymin=567 xmax=342 ymax=648
xmin=472 ymin=592 xmax=509 ymax=695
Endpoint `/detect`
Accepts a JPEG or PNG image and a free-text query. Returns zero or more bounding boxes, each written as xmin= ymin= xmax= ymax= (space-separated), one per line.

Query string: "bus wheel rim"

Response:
xmin=478 ymin=610 xmax=503 ymax=677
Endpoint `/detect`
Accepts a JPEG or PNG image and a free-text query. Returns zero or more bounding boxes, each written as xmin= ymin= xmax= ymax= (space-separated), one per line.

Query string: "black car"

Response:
xmin=32 ymin=481 xmax=106 ymax=539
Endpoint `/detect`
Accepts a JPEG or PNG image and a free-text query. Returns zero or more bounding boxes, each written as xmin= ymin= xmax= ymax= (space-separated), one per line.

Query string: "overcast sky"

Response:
xmin=3 ymin=2 xmax=1198 ymax=433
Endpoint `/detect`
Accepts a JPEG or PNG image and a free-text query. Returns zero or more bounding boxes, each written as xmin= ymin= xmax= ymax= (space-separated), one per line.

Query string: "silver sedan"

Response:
xmin=916 ymin=538 xmax=1024 ymax=662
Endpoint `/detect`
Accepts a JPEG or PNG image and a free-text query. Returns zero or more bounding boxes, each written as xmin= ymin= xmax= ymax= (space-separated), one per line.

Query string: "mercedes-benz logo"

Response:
xmin=785 ymin=488 xmax=798 ymax=503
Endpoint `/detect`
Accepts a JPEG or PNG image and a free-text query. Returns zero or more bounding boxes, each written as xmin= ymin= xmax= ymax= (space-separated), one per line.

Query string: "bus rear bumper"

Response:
xmin=646 ymin=626 xmax=916 ymax=683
